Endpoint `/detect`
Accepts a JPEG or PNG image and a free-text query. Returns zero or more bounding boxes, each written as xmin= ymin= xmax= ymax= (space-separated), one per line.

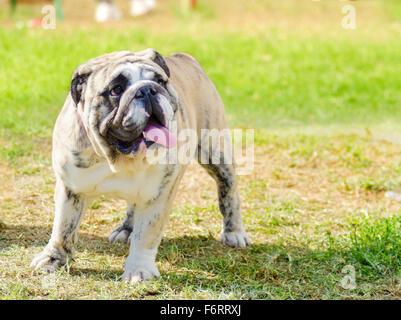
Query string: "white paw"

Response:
xmin=122 ymin=261 xmax=160 ymax=284
xmin=109 ymin=225 xmax=132 ymax=244
xmin=220 ymin=228 xmax=250 ymax=248
xmin=30 ymin=246 xmax=67 ymax=273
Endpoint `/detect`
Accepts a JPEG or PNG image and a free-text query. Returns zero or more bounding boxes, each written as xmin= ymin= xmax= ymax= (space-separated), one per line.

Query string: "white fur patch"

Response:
xmin=64 ymin=157 xmax=166 ymax=206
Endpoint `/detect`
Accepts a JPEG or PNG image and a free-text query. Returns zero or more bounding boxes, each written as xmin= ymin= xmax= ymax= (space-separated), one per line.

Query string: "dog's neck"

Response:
xmin=75 ymin=107 xmax=88 ymax=138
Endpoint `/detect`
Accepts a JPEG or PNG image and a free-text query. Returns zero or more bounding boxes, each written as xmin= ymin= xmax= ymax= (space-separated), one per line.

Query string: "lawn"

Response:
xmin=1 ymin=0 xmax=401 ymax=299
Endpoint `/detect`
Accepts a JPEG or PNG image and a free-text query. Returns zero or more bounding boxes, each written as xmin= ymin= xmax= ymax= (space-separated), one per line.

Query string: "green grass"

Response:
xmin=1 ymin=17 xmax=401 ymax=138
xmin=348 ymin=215 xmax=401 ymax=278
xmin=2 ymin=0 xmax=401 ymax=300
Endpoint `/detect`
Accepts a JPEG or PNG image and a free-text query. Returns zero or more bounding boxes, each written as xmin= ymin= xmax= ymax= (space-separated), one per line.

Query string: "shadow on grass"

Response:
xmin=1 ymin=223 xmax=397 ymax=298
xmin=0 ymin=223 xmax=109 ymax=250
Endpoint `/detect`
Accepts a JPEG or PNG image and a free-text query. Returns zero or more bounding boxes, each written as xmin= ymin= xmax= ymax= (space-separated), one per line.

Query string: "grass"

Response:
xmin=3 ymin=131 xmax=401 ymax=299
xmin=2 ymin=1 xmax=401 ymax=137
xmin=2 ymin=0 xmax=401 ymax=299
xmin=348 ymin=215 xmax=401 ymax=277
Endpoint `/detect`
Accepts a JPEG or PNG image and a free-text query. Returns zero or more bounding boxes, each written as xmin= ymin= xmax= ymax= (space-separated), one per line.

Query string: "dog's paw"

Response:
xmin=220 ymin=228 xmax=250 ymax=248
xmin=109 ymin=224 xmax=132 ymax=244
xmin=122 ymin=261 xmax=160 ymax=284
xmin=30 ymin=246 xmax=67 ymax=273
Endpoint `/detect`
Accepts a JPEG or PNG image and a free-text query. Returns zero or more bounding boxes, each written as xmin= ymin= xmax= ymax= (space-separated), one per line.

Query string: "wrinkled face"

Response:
xmin=75 ymin=57 xmax=178 ymax=158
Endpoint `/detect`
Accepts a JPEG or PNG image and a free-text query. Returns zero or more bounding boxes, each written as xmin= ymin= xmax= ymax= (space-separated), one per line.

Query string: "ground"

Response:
xmin=1 ymin=0 xmax=401 ymax=299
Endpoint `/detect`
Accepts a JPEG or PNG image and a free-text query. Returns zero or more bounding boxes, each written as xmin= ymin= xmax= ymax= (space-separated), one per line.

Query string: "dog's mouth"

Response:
xmin=114 ymin=117 xmax=177 ymax=156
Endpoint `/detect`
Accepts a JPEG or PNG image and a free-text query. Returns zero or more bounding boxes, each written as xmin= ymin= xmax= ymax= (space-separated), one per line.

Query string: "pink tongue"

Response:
xmin=144 ymin=122 xmax=177 ymax=148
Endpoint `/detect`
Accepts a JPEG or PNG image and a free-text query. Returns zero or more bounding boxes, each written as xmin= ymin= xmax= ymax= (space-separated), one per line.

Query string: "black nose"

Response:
xmin=135 ymin=85 xmax=157 ymax=99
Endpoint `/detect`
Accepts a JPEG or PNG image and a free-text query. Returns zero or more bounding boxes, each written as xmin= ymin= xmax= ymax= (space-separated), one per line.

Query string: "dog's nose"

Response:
xmin=135 ymin=85 xmax=157 ymax=99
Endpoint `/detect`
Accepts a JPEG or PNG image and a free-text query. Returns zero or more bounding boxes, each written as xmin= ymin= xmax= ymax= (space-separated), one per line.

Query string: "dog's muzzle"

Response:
xmin=107 ymin=83 xmax=177 ymax=156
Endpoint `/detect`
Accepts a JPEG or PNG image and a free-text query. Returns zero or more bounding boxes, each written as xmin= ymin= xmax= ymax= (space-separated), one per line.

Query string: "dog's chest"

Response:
xmin=66 ymin=159 xmax=167 ymax=205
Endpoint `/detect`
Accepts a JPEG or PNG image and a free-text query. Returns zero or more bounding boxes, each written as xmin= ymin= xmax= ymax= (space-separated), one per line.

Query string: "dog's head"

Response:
xmin=70 ymin=49 xmax=178 ymax=166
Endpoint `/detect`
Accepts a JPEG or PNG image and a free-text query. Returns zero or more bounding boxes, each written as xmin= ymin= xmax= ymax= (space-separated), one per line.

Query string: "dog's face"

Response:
xmin=70 ymin=49 xmax=178 ymax=160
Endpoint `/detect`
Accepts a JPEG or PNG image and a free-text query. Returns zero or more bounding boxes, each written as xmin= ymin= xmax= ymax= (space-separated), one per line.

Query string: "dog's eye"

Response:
xmin=110 ymin=86 xmax=123 ymax=96
xmin=157 ymin=78 xmax=166 ymax=86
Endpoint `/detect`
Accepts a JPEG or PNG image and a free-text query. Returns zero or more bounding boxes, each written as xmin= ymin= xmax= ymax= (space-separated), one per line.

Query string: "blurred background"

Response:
xmin=1 ymin=0 xmax=401 ymax=137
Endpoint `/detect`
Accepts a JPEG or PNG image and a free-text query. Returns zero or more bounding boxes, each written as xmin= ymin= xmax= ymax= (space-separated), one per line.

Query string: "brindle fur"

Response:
xmin=30 ymin=49 xmax=249 ymax=283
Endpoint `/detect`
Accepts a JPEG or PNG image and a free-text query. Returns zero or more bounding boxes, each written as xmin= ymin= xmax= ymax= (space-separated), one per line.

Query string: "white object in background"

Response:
xmin=385 ymin=191 xmax=401 ymax=202
xmin=95 ymin=2 xmax=123 ymax=22
xmin=130 ymin=0 xmax=156 ymax=17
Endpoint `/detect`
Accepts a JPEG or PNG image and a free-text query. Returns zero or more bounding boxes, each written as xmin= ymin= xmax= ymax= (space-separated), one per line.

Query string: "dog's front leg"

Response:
xmin=30 ymin=181 xmax=88 ymax=272
xmin=122 ymin=201 xmax=168 ymax=283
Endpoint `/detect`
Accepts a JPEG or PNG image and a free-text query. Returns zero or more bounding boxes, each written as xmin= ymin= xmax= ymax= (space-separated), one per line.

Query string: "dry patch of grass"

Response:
xmin=2 ymin=129 xmax=401 ymax=299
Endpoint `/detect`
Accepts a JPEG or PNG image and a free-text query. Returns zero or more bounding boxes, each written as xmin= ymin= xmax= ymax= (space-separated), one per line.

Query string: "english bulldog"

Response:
xmin=30 ymin=49 xmax=249 ymax=283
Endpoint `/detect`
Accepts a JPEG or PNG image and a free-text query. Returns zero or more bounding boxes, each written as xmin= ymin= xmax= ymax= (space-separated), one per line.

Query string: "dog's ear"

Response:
xmin=136 ymin=48 xmax=170 ymax=78
xmin=151 ymin=50 xmax=170 ymax=78
xmin=70 ymin=72 xmax=91 ymax=106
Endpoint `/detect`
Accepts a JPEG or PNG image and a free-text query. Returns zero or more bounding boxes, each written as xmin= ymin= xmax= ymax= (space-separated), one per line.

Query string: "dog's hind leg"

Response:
xmin=198 ymin=147 xmax=249 ymax=248
xmin=109 ymin=205 xmax=134 ymax=244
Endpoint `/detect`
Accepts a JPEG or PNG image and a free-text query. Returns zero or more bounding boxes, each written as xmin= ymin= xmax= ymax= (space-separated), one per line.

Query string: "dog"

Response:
xmin=30 ymin=49 xmax=249 ymax=283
